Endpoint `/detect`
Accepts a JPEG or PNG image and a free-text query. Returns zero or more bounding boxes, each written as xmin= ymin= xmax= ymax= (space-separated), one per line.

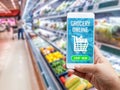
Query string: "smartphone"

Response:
xmin=67 ymin=12 xmax=94 ymax=69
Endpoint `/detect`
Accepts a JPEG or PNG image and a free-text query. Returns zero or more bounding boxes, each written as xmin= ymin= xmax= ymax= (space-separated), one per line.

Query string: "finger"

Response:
xmin=94 ymin=45 xmax=100 ymax=53
xmin=94 ymin=45 xmax=104 ymax=58
xmin=75 ymin=65 xmax=96 ymax=74
xmin=94 ymin=46 xmax=106 ymax=63
xmin=73 ymin=70 xmax=93 ymax=83
xmin=73 ymin=70 xmax=86 ymax=79
xmin=84 ymin=73 xmax=93 ymax=83
xmin=68 ymin=69 xmax=74 ymax=74
xmin=69 ymin=70 xmax=93 ymax=83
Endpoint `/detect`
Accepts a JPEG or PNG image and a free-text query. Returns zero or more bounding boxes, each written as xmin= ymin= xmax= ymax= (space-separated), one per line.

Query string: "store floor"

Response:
xmin=0 ymin=39 xmax=38 ymax=90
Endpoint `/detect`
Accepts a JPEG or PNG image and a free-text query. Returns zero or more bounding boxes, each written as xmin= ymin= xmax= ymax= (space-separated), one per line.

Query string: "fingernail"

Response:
xmin=68 ymin=69 xmax=74 ymax=73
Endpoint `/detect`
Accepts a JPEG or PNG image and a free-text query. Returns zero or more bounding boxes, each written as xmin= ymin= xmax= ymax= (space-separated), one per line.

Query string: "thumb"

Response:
xmin=75 ymin=65 xmax=97 ymax=74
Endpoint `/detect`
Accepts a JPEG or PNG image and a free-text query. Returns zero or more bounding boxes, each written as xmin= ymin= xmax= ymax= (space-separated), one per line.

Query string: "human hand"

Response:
xmin=69 ymin=46 xmax=120 ymax=90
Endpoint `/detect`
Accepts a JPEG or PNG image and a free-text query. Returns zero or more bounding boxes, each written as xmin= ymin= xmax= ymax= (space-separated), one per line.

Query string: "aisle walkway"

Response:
xmin=0 ymin=39 xmax=36 ymax=90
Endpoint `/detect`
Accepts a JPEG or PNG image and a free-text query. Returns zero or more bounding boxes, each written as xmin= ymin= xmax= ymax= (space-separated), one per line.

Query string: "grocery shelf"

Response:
xmin=94 ymin=6 xmax=120 ymax=13
xmin=96 ymin=41 xmax=120 ymax=50
xmin=38 ymin=28 xmax=120 ymax=55
xmin=39 ymin=34 xmax=66 ymax=55
xmin=34 ymin=14 xmax=66 ymax=20
xmin=33 ymin=0 xmax=120 ymax=20
xmin=39 ymin=27 xmax=67 ymax=37
xmin=25 ymin=31 xmax=63 ymax=90
xmin=34 ymin=28 xmax=66 ymax=55
xmin=33 ymin=0 xmax=60 ymax=15
xmin=96 ymin=41 xmax=120 ymax=56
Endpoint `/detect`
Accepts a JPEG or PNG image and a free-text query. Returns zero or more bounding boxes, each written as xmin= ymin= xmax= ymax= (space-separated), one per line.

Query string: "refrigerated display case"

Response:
xmin=24 ymin=0 xmax=120 ymax=90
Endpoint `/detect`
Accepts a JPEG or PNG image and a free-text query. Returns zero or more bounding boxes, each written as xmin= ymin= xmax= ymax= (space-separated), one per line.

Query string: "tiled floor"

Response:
xmin=0 ymin=39 xmax=34 ymax=90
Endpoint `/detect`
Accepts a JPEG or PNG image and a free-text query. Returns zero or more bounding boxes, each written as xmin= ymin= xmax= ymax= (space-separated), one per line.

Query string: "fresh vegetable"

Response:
xmin=74 ymin=83 xmax=87 ymax=90
xmin=40 ymin=46 xmax=55 ymax=55
xmin=51 ymin=60 xmax=66 ymax=75
xmin=45 ymin=51 xmax=64 ymax=63
xmin=65 ymin=75 xmax=80 ymax=89
xmin=60 ymin=76 xmax=66 ymax=84
xmin=69 ymin=81 xmax=80 ymax=90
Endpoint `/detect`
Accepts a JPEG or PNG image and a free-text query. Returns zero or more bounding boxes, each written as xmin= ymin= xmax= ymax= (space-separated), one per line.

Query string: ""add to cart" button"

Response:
xmin=71 ymin=55 xmax=89 ymax=61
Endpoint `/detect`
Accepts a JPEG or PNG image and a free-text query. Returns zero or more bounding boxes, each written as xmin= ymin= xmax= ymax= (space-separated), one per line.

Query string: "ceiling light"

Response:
xmin=11 ymin=0 xmax=17 ymax=9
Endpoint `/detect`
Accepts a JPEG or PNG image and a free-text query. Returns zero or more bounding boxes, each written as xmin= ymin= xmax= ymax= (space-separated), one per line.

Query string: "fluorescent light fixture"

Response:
xmin=0 ymin=2 xmax=11 ymax=13
xmin=11 ymin=0 xmax=17 ymax=9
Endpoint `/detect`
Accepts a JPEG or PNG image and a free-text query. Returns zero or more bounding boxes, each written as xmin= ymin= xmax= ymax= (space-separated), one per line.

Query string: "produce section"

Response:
xmin=24 ymin=0 xmax=120 ymax=90
xmin=28 ymin=32 xmax=94 ymax=90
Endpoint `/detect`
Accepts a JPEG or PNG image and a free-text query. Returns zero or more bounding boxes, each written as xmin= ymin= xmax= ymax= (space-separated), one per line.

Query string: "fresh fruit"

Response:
xmin=45 ymin=51 xmax=64 ymax=63
xmin=60 ymin=76 xmax=66 ymax=84
xmin=65 ymin=75 xmax=80 ymax=89
xmin=40 ymin=46 xmax=55 ymax=55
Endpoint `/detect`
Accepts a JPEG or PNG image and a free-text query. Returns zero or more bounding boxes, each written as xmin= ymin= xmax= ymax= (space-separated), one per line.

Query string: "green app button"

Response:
xmin=71 ymin=55 xmax=89 ymax=61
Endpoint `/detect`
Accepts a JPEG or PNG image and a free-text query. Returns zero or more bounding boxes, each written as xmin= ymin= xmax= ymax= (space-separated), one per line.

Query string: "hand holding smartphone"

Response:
xmin=67 ymin=13 xmax=94 ymax=69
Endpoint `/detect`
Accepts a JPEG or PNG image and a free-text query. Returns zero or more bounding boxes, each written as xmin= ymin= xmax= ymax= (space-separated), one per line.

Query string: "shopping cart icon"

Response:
xmin=72 ymin=36 xmax=88 ymax=53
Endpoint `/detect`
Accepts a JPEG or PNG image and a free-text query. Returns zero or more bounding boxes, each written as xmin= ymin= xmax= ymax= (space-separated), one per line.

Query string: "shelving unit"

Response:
xmin=39 ymin=34 xmax=66 ymax=55
xmin=96 ymin=41 xmax=120 ymax=51
xmin=25 ymin=31 xmax=63 ymax=90
xmin=39 ymin=27 xmax=66 ymax=37
xmin=33 ymin=0 xmax=120 ymax=20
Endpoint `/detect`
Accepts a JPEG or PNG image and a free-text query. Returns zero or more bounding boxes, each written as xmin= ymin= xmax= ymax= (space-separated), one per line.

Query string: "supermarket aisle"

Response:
xmin=0 ymin=39 xmax=34 ymax=90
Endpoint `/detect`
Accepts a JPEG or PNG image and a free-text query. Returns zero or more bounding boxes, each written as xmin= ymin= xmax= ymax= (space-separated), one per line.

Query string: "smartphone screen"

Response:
xmin=67 ymin=13 xmax=94 ymax=68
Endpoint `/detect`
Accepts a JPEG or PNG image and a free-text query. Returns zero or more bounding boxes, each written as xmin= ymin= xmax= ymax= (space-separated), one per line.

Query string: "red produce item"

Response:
xmin=68 ymin=72 xmax=73 ymax=77
xmin=60 ymin=76 xmax=66 ymax=84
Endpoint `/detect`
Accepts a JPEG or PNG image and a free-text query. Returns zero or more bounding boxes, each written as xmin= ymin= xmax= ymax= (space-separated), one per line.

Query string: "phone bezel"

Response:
xmin=66 ymin=12 xmax=95 ymax=69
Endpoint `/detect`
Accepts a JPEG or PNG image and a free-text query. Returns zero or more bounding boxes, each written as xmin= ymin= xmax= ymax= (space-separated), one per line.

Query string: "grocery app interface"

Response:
xmin=67 ymin=18 xmax=94 ymax=64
